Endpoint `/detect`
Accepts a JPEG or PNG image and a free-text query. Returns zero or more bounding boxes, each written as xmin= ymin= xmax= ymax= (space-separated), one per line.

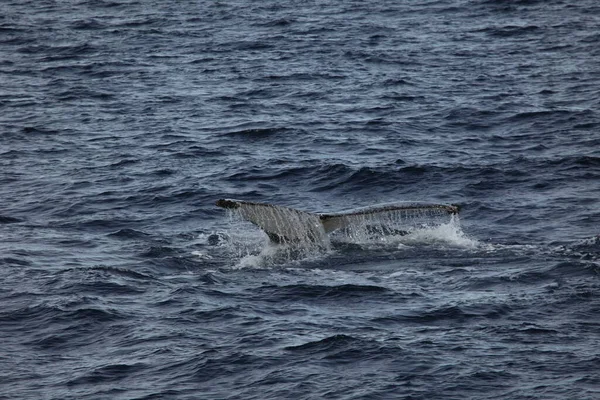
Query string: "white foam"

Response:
xmin=234 ymin=242 xmax=331 ymax=269
xmin=191 ymin=250 xmax=213 ymax=260
xmin=397 ymin=215 xmax=480 ymax=249
xmin=327 ymin=212 xmax=478 ymax=250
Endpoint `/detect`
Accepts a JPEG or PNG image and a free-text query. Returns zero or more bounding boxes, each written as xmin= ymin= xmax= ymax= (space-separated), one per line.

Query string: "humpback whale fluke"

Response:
xmin=216 ymin=199 xmax=459 ymax=244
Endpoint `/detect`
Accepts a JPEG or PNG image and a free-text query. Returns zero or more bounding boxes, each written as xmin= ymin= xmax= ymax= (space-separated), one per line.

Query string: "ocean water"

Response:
xmin=1 ymin=0 xmax=599 ymax=399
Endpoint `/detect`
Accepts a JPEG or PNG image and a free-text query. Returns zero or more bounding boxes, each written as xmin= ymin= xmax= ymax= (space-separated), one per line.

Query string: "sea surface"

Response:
xmin=1 ymin=0 xmax=600 ymax=399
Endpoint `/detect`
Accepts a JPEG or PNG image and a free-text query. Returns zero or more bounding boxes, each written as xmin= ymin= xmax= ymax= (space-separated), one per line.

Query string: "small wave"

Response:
xmin=109 ymin=158 xmax=139 ymax=168
xmin=84 ymin=265 xmax=156 ymax=281
xmin=255 ymin=18 xmax=296 ymax=27
xmin=0 ymin=257 xmax=31 ymax=267
xmin=172 ymin=145 xmax=226 ymax=159
xmin=70 ymin=19 xmax=106 ymax=30
xmin=569 ymin=155 xmax=600 ymax=168
xmin=517 ymin=324 xmax=559 ymax=335
xmin=115 ymin=17 xmax=162 ymax=28
xmin=232 ymin=40 xmax=273 ymax=51
xmin=65 ymin=280 xmax=146 ymax=296
xmin=176 ymin=306 xmax=242 ymax=323
xmin=223 ymin=127 xmax=288 ymax=139
xmin=225 ymin=166 xmax=308 ymax=182
xmin=139 ymin=246 xmax=177 ymax=258
xmin=374 ymin=303 xmax=512 ymax=325
xmin=40 ymin=43 xmax=97 ymax=62
xmin=548 ymin=261 xmax=600 ymax=277
xmin=0 ymin=215 xmax=23 ymax=224
xmin=477 ymin=25 xmax=541 ymax=38
xmin=66 ymin=307 xmax=127 ymax=322
xmin=0 ymin=303 xmax=125 ymax=328
xmin=21 ymin=126 xmax=59 ymax=135
xmin=107 ymin=228 xmax=151 ymax=239
xmin=147 ymin=254 xmax=204 ymax=272
xmin=67 ymin=363 xmax=146 ymax=386
xmin=253 ymin=283 xmax=389 ymax=300
xmin=284 ymin=334 xmax=361 ymax=352
xmin=67 ymin=218 xmax=142 ymax=231
xmin=283 ymin=334 xmax=391 ymax=363
xmin=197 ymin=272 xmax=223 ymax=285
xmin=0 ymin=303 xmax=58 ymax=325
xmin=150 ymin=168 xmax=176 ymax=176
xmin=27 ymin=332 xmax=75 ymax=350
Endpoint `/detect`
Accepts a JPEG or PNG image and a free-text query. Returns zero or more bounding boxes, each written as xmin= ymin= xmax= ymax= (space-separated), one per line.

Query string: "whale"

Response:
xmin=216 ymin=199 xmax=459 ymax=244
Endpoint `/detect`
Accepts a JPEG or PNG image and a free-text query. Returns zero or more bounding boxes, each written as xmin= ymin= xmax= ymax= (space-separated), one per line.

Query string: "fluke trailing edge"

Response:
xmin=216 ymin=199 xmax=459 ymax=244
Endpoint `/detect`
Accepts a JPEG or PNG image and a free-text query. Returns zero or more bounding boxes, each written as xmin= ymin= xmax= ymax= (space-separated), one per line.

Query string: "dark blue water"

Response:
xmin=1 ymin=0 xmax=599 ymax=398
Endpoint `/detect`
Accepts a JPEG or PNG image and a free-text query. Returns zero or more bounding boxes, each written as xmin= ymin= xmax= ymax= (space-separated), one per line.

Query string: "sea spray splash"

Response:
xmin=223 ymin=207 xmax=330 ymax=267
xmin=217 ymin=199 xmax=329 ymax=244
xmin=396 ymin=214 xmax=480 ymax=249
xmin=328 ymin=207 xmax=472 ymax=247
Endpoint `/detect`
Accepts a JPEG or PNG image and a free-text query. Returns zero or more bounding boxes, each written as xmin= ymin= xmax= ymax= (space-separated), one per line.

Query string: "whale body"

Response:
xmin=216 ymin=199 xmax=459 ymax=244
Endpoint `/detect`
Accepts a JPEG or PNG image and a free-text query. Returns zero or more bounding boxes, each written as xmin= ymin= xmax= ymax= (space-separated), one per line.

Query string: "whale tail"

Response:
xmin=216 ymin=199 xmax=459 ymax=244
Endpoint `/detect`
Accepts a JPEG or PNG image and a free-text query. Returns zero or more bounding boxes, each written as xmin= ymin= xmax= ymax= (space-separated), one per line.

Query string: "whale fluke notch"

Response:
xmin=216 ymin=199 xmax=459 ymax=244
